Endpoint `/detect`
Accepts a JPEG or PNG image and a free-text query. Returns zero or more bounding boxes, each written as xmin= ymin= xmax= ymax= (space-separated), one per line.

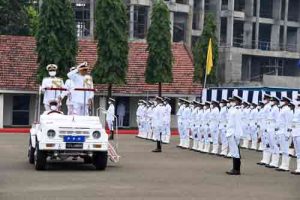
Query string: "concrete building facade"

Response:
xmin=69 ymin=0 xmax=300 ymax=88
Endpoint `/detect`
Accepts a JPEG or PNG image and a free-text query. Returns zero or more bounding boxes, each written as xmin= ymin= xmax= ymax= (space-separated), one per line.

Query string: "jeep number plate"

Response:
xmin=63 ymin=136 xmax=85 ymax=143
xmin=66 ymin=143 xmax=83 ymax=149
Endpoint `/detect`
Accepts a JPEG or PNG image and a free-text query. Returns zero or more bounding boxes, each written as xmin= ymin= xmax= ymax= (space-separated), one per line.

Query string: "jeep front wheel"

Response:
xmin=28 ymin=138 xmax=35 ymax=164
xmin=92 ymin=152 xmax=108 ymax=170
xmin=34 ymin=142 xmax=47 ymax=170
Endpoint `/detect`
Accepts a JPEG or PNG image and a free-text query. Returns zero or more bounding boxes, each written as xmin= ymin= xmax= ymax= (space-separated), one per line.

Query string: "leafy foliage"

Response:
xmin=0 ymin=0 xmax=30 ymax=35
xmin=193 ymin=13 xmax=218 ymax=84
xmin=36 ymin=0 xmax=77 ymax=83
xmin=92 ymin=0 xmax=129 ymax=85
xmin=25 ymin=5 xmax=38 ymax=36
xmin=145 ymin=0 xmax=173 ymax=84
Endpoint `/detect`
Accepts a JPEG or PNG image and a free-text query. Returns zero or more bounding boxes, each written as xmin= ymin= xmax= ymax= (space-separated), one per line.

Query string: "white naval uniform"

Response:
xmin=106 ymin=103 xmax=115 ymax=131
xmin=62 ymin=79 xmax=74 ymax=115
xmin=152 ymin=104 xmax=165 ymax=141
xmin=146 ymin=106 xmax=154 ymax=139
xmin=202 ymin=108 xmax=211 ymax=153
xmin=291 ymin=107 xmax=300 ymax=173
xmin=196 ymin=108 xmax=204 ymax=151
xmin=164 ymin=103 xmax=172 ymax=143
xmin=136 ymin=104 xmax=143 ymax=136
xmin=177 ymin=104 xmax=185 ymax=146
xmin=219 ymin=106 xmax=229 ymax=155
xmin=181 ymin=106 xmax=191 ymax=148
xmin=226 ymin=106 xmax=242 ymax=159
xmin=191 ymin=106 xmax=199 ymax=149
xmin=276 ymin=106 xmax=293 ymax=170
xmin=241 ymin=107 xmax=251 ymax=148
xmin=67 ymin=69 xmax=94 ymax=116
xmin=210 ymin=107 xmax=220 ymax=154
xmin=41 ymin=77 xmax=64 ymax=111
xmin=249 ymin=107 xmax=259 ymax=150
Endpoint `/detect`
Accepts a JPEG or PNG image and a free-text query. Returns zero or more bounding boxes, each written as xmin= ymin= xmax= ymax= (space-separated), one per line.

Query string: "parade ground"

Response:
xmin=0 ymin=133 xmax=299 ymax=200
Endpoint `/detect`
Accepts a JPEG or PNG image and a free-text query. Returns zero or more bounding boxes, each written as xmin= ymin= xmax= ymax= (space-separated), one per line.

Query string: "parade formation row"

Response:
xmin=136 ymin=95 xmax=300 ymax=175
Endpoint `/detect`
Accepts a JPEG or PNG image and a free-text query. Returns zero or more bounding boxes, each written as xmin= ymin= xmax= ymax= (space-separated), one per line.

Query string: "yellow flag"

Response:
xmin=206 ymin=38 xmax=213 ymax=75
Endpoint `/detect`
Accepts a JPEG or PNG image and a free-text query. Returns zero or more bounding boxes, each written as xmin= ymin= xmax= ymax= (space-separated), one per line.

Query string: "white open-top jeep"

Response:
xmin=28 ymin=87 xmax=119 ymax=170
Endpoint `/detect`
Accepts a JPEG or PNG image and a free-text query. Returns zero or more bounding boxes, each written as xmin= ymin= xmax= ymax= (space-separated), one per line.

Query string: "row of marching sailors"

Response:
xmin=136 ymin=97 xmax=172 ymax=151
xmin=176 ymin=94 xmax=300 ymax=175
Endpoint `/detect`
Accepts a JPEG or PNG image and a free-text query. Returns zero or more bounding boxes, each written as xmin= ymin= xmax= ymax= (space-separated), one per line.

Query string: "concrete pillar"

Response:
xmin=39 ymin=0 xmax=43 ymax=11
xmin=283 ymin=0 xmax=289 ymax=51
xmin=296 ymin=29 xmax=300 ymax=52
xmin=226 ymin=0 xmax=234 ymax=47
xmin=210 ymin=0 xmax=221 ymax=45
xmin=185 ymin=0 xmax=194 ymax=47
xmin=90 ymin=0 xmax=95 ymax=38
xmin=199 ymin=0 xmax=205 ymax=34
xmin=270 ymin=0 xmax=281 ymax=50
xmin=170 ymin=11 xmax=174 ymax=41
xmin=0 ymin=94 xmax=3 ymax=128
xmin=255 ymin=0 xmax=260 ymax=49
xmin=243 ymin=0 xmax=254 ymax=48
xmin=147 ymin=0 xmax=153 ymax=29
xmin=129 ymin=4 xmax=135 ymax=39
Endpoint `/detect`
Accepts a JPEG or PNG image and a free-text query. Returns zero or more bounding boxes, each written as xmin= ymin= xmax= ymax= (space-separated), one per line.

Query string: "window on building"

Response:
xmin=13 ymin=95 xmax=30 ymax=125
xmin=234 ymin=0 xmax=245 ymax=12
xmin=134 ymin=6 xmax=148 ymax=39
xmin=72 ymin=1 xmax=91 ymax=38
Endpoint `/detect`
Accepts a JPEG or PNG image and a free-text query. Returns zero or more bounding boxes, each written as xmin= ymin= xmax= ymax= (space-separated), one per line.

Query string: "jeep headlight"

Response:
xmin=47 ymin=129 xmax=56 ymax=138
xmin=92 ymin=131 xmax=101 ymax=139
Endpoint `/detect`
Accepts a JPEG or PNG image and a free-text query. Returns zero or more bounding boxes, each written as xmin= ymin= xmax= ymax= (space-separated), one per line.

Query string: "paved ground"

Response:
xmin=0 ymin=134 xmax=299 ymax=200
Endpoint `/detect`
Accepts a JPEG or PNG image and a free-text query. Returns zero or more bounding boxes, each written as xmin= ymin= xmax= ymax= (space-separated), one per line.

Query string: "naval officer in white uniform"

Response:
xmin=67 ymin=62 xmax=94 ymax=116
xmin=41 ymin=64 xmax=64 ymax=111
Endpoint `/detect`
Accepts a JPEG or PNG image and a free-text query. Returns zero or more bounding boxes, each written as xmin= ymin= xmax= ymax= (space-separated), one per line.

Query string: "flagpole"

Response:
xmin=203 ymin=66 xmax=208 ymax=89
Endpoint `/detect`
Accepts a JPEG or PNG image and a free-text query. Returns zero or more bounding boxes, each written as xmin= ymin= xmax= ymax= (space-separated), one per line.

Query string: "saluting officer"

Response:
xmin=62 ymin=66 xmax=76 ymax=115
xmin=67 ymin=62 xmax=94 ymax=116
xmin=41 ymin=64 xmax=64 ymax=111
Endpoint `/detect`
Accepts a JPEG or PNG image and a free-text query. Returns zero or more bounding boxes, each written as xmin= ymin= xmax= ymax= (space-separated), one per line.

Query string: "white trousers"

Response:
xmin=220 ymin=128 xmax=228 ymax=146
xmin=228 ymin=135 xmax=240 ymax=159
xmin=279 ymin=134 xmax=290 ymax=156
xmin=154 ymin=126 xmax=164 ymax=141
xmin=73 ymin=103 xmax=89 ymax=116
xmin=118 ymin=115 xmax=124 ymax=127
xmin=293 ymin=136 xmax=300 ymax=159
xmin=107 ymin=120 xmax=114 ymax=131
xmin=210 ymin=123 xmax=219 ymax=145
xmin=67 ymin=104 xmax=73 ymax=115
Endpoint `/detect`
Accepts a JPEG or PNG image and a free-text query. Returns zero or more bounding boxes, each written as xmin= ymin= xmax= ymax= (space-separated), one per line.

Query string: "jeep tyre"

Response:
xmin=92 ymin=152 xmax=108 ymax=170
xmin=83 ymin=156 xmax=93 ymax=164
xmin=34 ymin=142 xmax=47 ymax=170
xmin=28 ymin=138 xmax=35 ymax=164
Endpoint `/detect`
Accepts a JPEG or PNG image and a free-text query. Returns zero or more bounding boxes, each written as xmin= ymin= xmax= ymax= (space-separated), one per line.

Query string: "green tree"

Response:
xmin=25 ymin=5 xmax=38 ymax=36
xmin=0 ymin=0 xmax=30 ymax=35
xmin=93 ymin=0 xmax=129 ymax=98
xmin=145 ymin=0 xmax=173 ymax=97
xmin=36 ymin=0 xmax=77 ymax=82
xmin=193 ymin=13 xmax=218 ymax=85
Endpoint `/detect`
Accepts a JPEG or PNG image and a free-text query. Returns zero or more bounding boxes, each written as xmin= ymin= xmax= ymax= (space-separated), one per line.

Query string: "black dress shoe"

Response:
xmin=291 ymin=171 xmax=300 ymax=175
xmin=226 ymin=170 xmax=240 ymax=175
xmin=256 ymin=162 xmax=266 ymax=166
xmin=152 ymin=149 xmax=162 ymax=153
xmin=265 ymin=165 xmax=276 ymax=168
xmin=276 ymin=168 xmax=289 ymax=172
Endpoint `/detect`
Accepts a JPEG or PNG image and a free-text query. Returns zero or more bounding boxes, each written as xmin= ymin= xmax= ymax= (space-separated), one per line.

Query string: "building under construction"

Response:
xmin=66 ymin=0 xmax=300 ymax=87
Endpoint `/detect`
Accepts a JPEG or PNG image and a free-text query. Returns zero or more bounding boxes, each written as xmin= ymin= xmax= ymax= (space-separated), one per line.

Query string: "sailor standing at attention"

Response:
xmin=226 ymin=96 xmax=243 ymax=175
xmin=106 ymin=98 xmax=116 ymax=140
xmin=67 ymin=62 xmax=94 ymax=116
xmin=219 ymin=99 xmax=229 ymax=156
xmin=152 ymin=97 xmax=165 ymax=152
xmin=176 ymin=98 xmax=185 ymax=148
xmin=291 ymin=96 xmax=300 ymax=175
xmin=41 ymin=64 xmax=64 ymax=111
xmin=210 ymin=101 xmax=220 ymax=155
